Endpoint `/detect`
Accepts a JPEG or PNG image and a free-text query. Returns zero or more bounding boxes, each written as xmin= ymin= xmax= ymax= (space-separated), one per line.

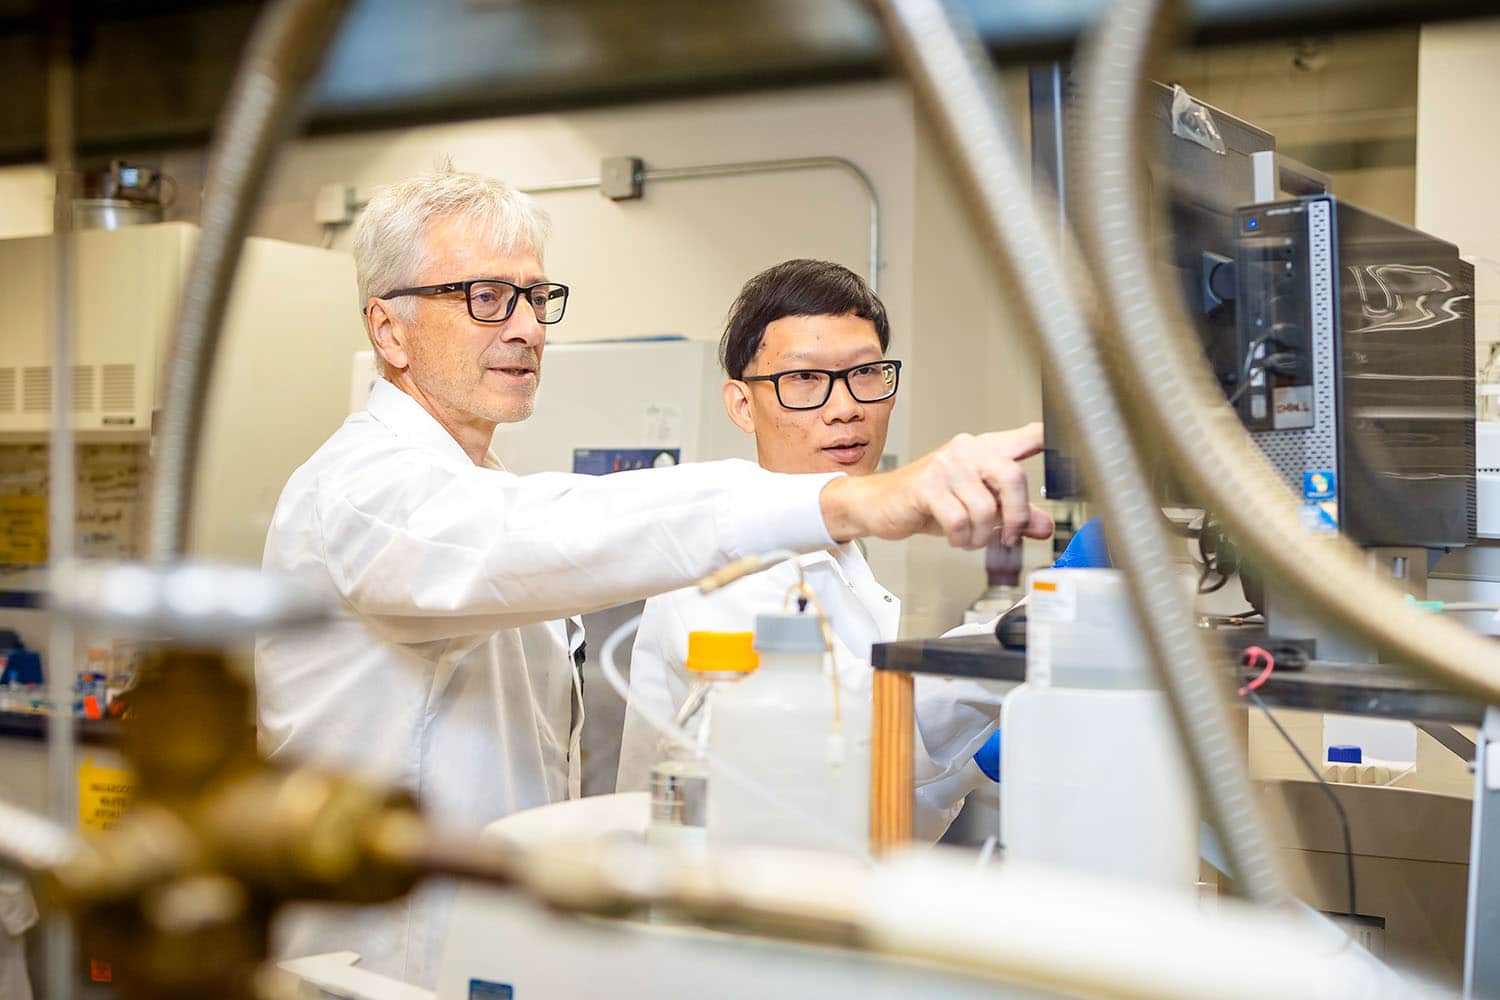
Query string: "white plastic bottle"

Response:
xmin=646 ymin=631 xmax=758 ymax=857
xmin=1001 ymin=568 xmax=1198 ymax=890
xmin=707 ymin=612 xmax=871 ymax=856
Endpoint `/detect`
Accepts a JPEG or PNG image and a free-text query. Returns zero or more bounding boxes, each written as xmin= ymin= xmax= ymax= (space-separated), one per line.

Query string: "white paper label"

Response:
xmin=1272 ymin=385 xmax=1314 ymax=430
xmin=1028 ymin=622 xmax=1052 ymax=688
xmin=1028 ymin=578 xmax=1077 ymax=624
xmin=643 ymin=403 xmax=683 ymax=446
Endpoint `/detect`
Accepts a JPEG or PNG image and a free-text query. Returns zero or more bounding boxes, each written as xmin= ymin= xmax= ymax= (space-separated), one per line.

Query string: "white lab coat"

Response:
xmin=617 ymin=543 xmax=1001 ymax=842
xmin=0 ymin=873 xmax=35 ymax=1000
xmin=256 ymin=380 xmax=839 ymax=987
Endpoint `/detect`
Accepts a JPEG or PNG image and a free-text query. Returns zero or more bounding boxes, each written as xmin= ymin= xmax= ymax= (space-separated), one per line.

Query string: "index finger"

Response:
xmin=981 ymin=422 xmax=1044 ymax=462
xmin=1023 ymin=503 xmax=1054 ymax=540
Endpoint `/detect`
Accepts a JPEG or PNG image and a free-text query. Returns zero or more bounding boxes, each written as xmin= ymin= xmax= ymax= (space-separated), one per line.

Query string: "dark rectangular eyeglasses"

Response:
xmin=377 ymin=278 xmax=570 ymax=324
xmin=742 ymin=360 xmax=902 ymax=410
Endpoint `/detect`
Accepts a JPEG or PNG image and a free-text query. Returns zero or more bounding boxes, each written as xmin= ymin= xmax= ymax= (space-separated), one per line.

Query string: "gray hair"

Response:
xmin=353 ymin=167 xmax=552 ymax=341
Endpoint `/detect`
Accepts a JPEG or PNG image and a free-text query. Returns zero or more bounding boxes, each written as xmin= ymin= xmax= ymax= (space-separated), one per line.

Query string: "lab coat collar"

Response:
xmin=366 ymin=379 xmax=506 ymax=470
xmin=798 ymin=543 xmax=902 ymax=641
xmin=795 ymin=548 xmax=838 ymax=572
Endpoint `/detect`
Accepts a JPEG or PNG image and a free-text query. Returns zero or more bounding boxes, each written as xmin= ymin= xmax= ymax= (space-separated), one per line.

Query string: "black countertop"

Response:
xmin=871 ymin=633 xmax=1485 ymax=725
xmin=0 ymin=711 xmax=120 ymax=746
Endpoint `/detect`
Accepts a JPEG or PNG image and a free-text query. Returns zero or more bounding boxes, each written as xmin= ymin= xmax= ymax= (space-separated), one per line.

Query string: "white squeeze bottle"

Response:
xmin=1002 ymin=569 xmax=1197 ymax=891
xmin=707 ymin=612 xmax=871 ymax=855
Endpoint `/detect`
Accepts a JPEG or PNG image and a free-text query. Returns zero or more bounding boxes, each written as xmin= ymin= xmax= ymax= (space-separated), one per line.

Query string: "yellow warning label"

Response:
xmin=78 ymin=758 xmax=134 ymax=833
xmin=0 ymin=495 xmax=46 ymax=564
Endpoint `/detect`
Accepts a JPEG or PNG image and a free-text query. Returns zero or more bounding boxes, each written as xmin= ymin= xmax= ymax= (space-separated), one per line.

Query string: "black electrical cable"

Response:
xmin=1224 ymin=334 xmax=1271 ymax=407
xmin=1245 ymin=688 xmax=1357 ymax=918
xmin=1224 ymin=332 xmax=1301 ymax=410
xmin=1225 ymin=376 xmax=1256 ymax=408
xmin=1260 ymin=352 xmax=1300 ymax=377
xmin=1225 ymin=353 xmax=1297 ymax=407
xmin=1196 ymin=513 xmax=1232 ymax=594
xmin=1198 ymin=563 xmax=1231 ymax=595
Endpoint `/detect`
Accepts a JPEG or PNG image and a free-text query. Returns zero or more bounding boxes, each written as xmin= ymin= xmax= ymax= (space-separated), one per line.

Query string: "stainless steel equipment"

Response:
xmin=73 ymin=161 xmax=174 ymax=229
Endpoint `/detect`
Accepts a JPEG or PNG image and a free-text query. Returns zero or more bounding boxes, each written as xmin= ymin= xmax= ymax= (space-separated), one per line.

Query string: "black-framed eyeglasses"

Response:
xmin=377 ymin=278 xmax=570 ymax=324
xmin=742 ymin=360 xmax=902 ymax=411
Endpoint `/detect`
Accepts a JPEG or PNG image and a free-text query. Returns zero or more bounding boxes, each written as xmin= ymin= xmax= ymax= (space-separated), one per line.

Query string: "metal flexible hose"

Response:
xmin=148 ymin=0 xmax=350 ymax=561
xmin=45 ymin=15 xmax=79 ymax=999
xmin=867 ymin=0 xmax=1288 ymax=902
xmin=1072 ymin=0 xmax=1500 ymax=708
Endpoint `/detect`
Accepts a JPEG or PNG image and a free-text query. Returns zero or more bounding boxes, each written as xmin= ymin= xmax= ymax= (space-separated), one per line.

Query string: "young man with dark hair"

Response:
xmin=618 ymin=259 xmax=1012 ymax=840
xmin=715 ymin=259 xmax=899 ymax=477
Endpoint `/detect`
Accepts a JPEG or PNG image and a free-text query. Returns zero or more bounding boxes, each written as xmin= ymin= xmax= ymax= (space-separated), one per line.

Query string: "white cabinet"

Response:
xmin=0 ymin=222 xmax=192 ymax=435
xmin=0 ymin=223 xmax=369 ymax=565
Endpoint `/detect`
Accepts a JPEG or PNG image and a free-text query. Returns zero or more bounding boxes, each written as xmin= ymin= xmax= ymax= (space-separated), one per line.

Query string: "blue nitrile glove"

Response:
xmin=1051 ymin=516 xmax=1111 ymax=569
xmin=974 ymin=729 xmax=1001 ymax=782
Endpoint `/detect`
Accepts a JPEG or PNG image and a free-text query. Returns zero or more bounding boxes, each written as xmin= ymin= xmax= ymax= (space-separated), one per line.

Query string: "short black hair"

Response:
xmin=719 ymin=259 xmax=890 ymax=380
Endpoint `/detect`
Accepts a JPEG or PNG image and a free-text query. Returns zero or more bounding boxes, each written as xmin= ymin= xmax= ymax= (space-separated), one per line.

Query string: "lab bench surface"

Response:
xmin=871 ymin=634 xmax=1485 ymax=725
xmin=0 ymin=711 xmax=119 ymax=746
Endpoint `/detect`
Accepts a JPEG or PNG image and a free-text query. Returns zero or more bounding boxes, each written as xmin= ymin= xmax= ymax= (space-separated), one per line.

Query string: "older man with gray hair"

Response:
xmin=256 ymin=167 xmax=1052 ymax=986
